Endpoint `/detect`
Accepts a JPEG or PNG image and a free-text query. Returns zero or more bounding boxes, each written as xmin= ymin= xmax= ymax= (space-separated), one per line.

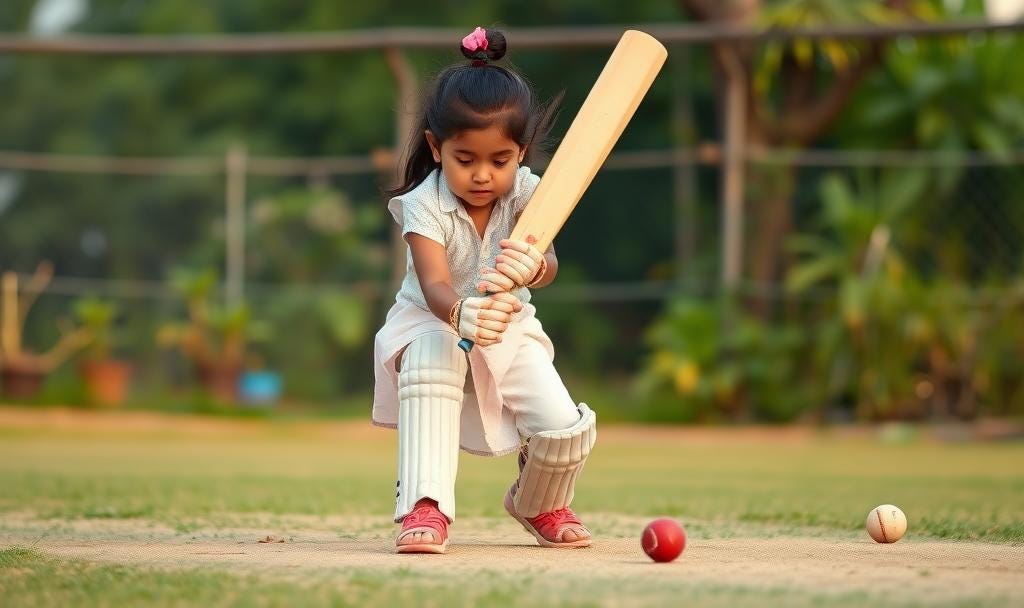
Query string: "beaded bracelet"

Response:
xmin=448 ymin=298 xmax=464 ymax=331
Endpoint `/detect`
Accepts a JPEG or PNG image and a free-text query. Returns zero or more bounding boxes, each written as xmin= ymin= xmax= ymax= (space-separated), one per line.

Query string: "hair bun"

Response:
xmin=460 ymin=27 xmax=507 ymax=64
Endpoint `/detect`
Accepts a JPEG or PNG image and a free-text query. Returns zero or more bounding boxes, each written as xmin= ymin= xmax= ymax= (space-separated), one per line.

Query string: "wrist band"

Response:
xmin=525 ymin=257 xmax=548 ymax=288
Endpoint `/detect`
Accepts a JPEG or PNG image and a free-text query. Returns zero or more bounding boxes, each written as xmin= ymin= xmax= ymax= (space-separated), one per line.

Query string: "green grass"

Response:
xmin=1 ymin=423 xmax=1020 ymax=541
xmin=1 ymin=411 xmax=1022 ymax=607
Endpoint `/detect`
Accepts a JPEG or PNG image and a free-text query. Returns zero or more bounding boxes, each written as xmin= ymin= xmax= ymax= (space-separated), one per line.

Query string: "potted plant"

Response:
xmin=74 ymin=297 xmax=132 ymax=407
xmin=0 ymin=262 xmax=91 ymax=400
xmin=157 ymin=268 xmax=270 ymax=403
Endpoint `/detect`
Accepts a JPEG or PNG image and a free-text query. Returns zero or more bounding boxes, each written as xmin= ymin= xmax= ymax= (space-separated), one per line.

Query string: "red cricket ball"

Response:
xmin=642 ymin=517 xmax=686 ymax=563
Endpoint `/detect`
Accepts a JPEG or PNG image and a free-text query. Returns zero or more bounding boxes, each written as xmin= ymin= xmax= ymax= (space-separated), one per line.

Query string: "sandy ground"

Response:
xmin=3 ymin=406 xmax=1023 ymax=604
xmin=3 ymin=512 xmax=1022 ymax=605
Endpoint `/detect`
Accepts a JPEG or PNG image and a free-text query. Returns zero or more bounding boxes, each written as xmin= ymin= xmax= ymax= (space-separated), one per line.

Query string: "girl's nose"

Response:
xmin=473 ymin=169 xmax=490 ymax=183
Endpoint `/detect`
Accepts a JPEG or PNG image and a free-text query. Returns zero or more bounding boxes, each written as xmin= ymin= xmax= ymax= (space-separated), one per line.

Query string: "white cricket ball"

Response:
xmin=866 ymin=504 xmax=907 ymax=543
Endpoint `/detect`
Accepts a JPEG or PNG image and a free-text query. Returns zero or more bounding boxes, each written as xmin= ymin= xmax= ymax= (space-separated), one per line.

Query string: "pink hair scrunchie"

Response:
xmin=462 ymin=27 xmax=489 ymax=52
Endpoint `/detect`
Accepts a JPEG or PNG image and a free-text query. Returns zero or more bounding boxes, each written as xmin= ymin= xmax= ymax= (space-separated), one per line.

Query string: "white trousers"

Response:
xmin=394 ymin=333 xmax=580 ymax=522
xmin=497 ymin=338 xmax=581 ymax=438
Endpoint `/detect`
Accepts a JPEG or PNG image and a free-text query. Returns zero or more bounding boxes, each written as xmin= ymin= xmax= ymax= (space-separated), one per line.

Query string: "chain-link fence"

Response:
xmin=2 ymin=24 xmax=1023 ymax=420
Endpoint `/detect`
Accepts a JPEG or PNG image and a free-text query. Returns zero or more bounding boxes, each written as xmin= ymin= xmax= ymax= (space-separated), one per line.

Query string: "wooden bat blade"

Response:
xmin=510 ymin=30 xmax=667 ymax=252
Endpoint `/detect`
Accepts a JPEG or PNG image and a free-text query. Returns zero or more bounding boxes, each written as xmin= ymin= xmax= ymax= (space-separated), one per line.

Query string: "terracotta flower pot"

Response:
xmin=79 ymin=359 xmax=132 ymax=407
xmin=196 ymin=362 xmax=242 ymax=403
xmin=0 ymin=362 xmax=47 ymax=401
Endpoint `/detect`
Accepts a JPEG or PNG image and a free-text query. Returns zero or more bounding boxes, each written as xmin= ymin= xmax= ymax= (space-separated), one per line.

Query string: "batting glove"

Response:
xmin=455 ymin=292 xmax=522 ymax=346
xmin=495 ymin=239 xmax=546 ymax=287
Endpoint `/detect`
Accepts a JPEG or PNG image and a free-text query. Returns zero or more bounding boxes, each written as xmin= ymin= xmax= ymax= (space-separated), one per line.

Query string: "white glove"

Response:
xmin=457 ymin=292 xmax=523 ymax=347
xmin=495 ymin=239 xmax=546 ymax=287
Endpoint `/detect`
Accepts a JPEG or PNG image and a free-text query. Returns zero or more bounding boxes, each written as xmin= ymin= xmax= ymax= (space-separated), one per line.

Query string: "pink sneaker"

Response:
xmin=504 ymin=486 xmax=592 ymax=548
xmin=396 ymin=498 xmax=449 ymax=554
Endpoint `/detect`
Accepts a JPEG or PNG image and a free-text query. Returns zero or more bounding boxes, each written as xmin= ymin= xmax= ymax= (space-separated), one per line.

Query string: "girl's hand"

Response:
xmin=457 ymin=294 xmax=521 ymax=346
xmin=478 ymin=267 xmax=516 ymax=294
xmin=495 ymin=239 xmax=545 ymax=287
xmin=487 ymin=290 xmax=523 ymax=313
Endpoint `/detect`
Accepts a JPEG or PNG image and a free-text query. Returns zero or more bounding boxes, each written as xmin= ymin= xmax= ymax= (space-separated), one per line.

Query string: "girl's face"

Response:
xmin=426 ymin=125 xmax=526 ymax=209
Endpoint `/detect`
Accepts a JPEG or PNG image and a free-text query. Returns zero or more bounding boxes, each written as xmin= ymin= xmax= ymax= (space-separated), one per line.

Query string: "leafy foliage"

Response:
xmin=755 ymin=0 xmax=926 ymax=92
xmin=157 ymin=267 xmax=269 ymax=371
xmin=851 ymin=31 xmax=1024 ymax=162
xmin=638 ymin=298 xmax=809 ymax=422
xmin=3 ymin=2 xmax=1023 ymax=415
xmin=72 ymin=297 xmax=120 ymax=360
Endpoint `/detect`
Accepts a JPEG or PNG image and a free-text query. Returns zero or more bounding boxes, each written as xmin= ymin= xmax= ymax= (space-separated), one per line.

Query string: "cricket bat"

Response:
xmin=459 ymin=30 xmax=667 ymax=352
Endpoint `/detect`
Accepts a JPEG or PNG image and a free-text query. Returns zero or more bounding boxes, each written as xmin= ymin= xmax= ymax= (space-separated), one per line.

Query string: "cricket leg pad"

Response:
xmin=511 ymin=403 xmax=597 ymax=518
xmin=394 ymin=331 xmax=467 ymax=523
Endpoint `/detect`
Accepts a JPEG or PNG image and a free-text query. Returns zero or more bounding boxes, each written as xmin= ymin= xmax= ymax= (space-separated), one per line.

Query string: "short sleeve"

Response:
xmin=513 ymin=168 xmax=541 ymax=217
xmin=388 ymin=193 xmax=446 ymax=246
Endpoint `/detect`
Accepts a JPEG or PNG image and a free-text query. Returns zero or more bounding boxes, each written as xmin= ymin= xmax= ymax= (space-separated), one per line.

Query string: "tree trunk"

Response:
xmin=679 ymin=0 xmax=892 ymax=319
xmin=745 ymin=160 xmax=797 ymax=316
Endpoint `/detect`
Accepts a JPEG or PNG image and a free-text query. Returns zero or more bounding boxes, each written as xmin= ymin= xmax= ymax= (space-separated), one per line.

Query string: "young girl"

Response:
xmin=372 ymin=27 xmax=597 ymax=554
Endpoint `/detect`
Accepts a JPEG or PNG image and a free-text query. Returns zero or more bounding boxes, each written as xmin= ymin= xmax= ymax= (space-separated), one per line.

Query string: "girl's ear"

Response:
xmin=518 ymin=146 xmax=527 ymax=164
xmin=425 ymin=130 xmax=442 ymax=163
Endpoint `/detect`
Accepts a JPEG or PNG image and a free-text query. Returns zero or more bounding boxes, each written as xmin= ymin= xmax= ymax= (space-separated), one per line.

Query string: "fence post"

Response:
xmin=226 ymin=143 xmax=247 ymax=307
xmin=720 ymin=48 xmax=746 ymax=292
xmin=386 ymin=48 xmax=419 ymax=295
xmin=671 ymin=45 xmax=698 ymax=288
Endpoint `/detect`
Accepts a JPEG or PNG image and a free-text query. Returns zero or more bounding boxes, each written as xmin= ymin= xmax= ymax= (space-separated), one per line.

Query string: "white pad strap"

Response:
xmin=513 ymin=404 xmax=597 ymax=518
xmin=395 ymin=331 xmax=466 ymax=523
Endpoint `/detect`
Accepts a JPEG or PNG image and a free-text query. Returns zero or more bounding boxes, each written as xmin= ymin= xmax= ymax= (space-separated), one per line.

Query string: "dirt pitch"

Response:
xmin=3 ymin=511 xmax=1022 ymax=606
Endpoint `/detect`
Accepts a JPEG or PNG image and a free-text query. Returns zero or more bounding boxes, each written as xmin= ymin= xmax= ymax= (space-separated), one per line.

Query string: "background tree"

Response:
xmin=0 ymin=0 xmax=687 ymax=399
xmin=678 ymin=0 xmax=920 ymax=314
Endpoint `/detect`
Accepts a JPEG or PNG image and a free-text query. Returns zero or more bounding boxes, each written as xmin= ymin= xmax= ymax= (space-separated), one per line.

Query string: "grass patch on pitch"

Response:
xmin=0 ymin=416 xmax=1020 ymax=542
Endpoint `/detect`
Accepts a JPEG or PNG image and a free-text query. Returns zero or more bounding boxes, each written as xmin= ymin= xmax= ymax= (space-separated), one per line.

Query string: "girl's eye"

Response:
xmin=456 ymin=159 xmax=472 ymax=165
xmin=494 ymin=160 xmax=508 ymax=168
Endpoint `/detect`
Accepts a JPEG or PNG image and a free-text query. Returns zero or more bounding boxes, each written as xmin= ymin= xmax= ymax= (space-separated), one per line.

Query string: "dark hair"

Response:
xmin=386 ymin=28 xmax=561 ymax=197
